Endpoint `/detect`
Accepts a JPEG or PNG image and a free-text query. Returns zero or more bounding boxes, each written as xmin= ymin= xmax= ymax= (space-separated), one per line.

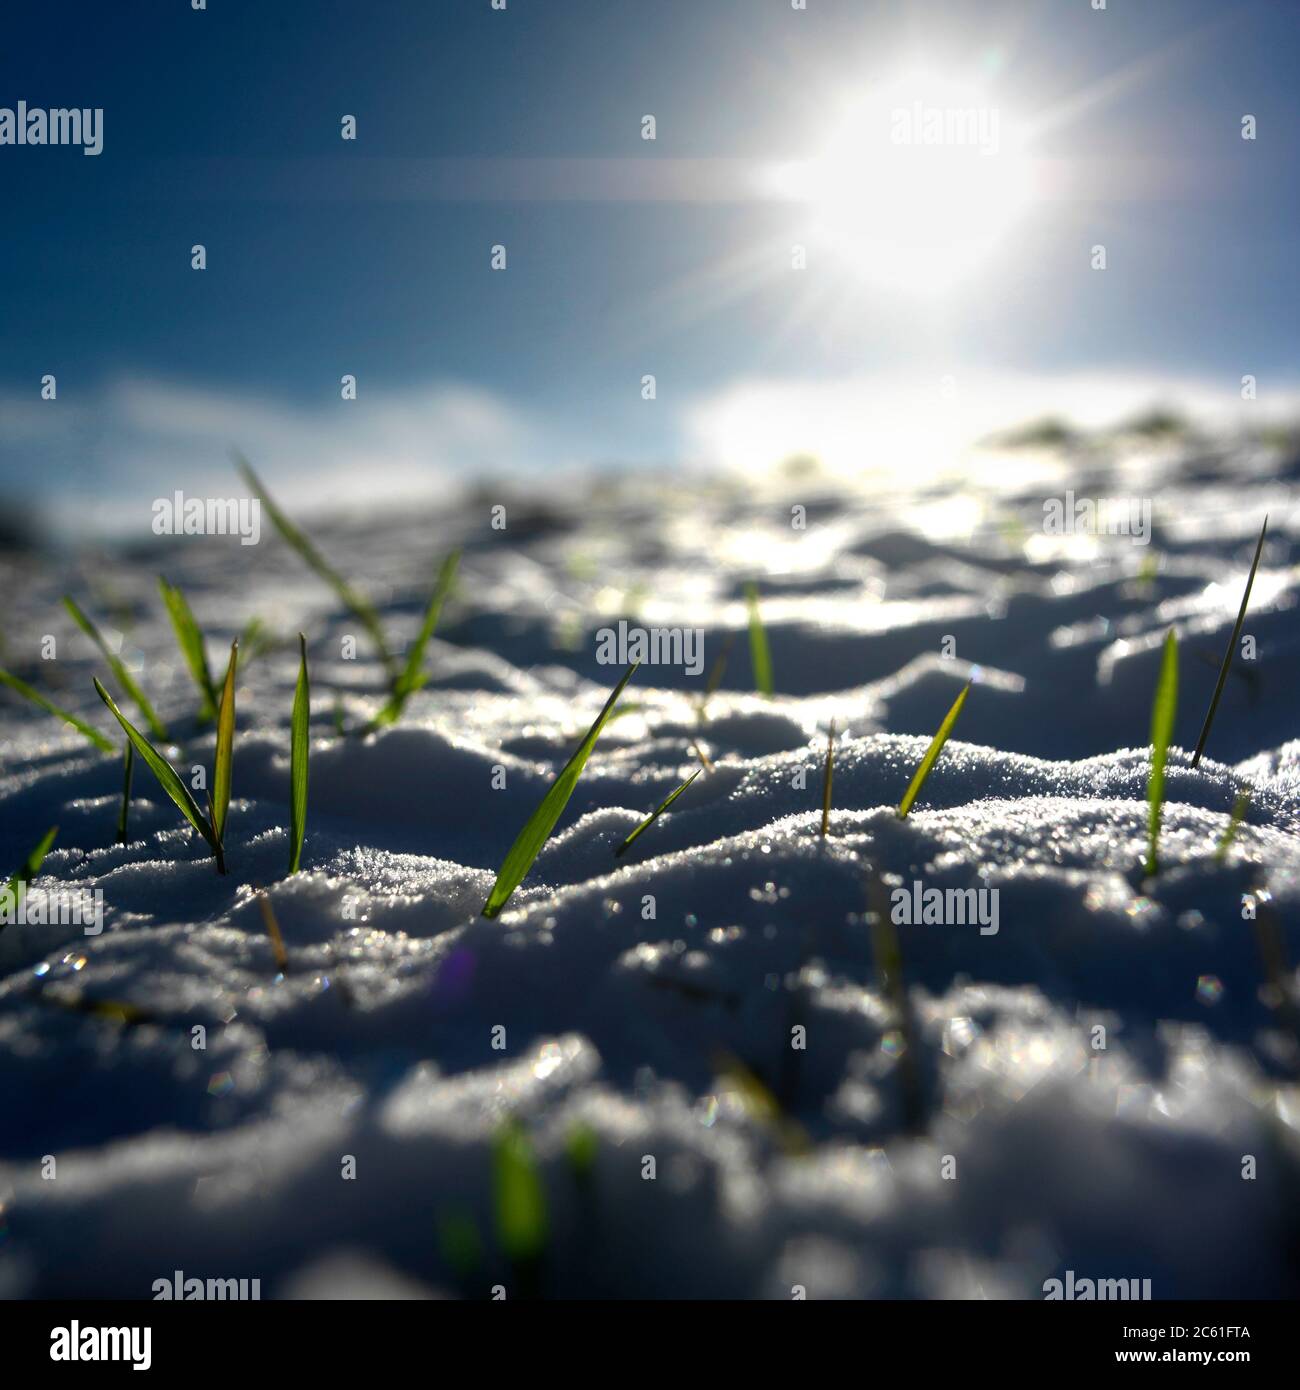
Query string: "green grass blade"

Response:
xmin=866 ymin=866 xmax=924 ymax=1131
xmin=694 ymin=635 xmax=735 ymax=736
xmin=366 ymin=550 xmax=461 ymax=729
xmin=1 ymin=825 xmax=59 ymax=930
xmin=745 ymin=582 xmax=773 ymax=696
xmin=397 ymin=551 xmax=460 ymax=697
xmin=257 ymin=891 xmax=289 ymax=973
xmin=64 ymin=595 xmax=168 ymax=740
xmin=116 ymin=741 xmax=135 ymax=844
xmin=713 ymin=1049 xmax=810 ymax=1154
xmin=437 ymin=1210 xmax=484 ymax=1285
xmin=16 ymin=826 xmax=60 ymax=882
xmin=1191 ymin=515 xmax=1267 ymax=768
xmin=1145 ymin=629 xmax=1179 ymax=877
xmin=1214 ymin=784 xmax=1252 ymax=864
xmin=93 ymin=677 xmax=220 ymax=864
xmin=820 ymin=719 xmax=836 ymax=837
xmin=696 ymin=633 xmax=735 ymax=729
xmin=158 ymin=576 xmax=218 ymax=721
xmin=898 ymin=680 xmax=971 ymax=819
xmin=236 ymin=455 xmax=398 ymax=682
xmin=1251 ymin=897 xmax=1300 ymax=1047
xmin=212 ymin=640 xmax=238 ymax=848
xmin=0 ymin=668 xmax=114 ymax=752
xmin=236 ymin=616 xmax=276 ymax=670
xmin=492 ymin=1122 xmax=548 ymax=1266
xmin=614 ymin=769 xmax=700 ymax=858
xmin=482 ymin=663 xmax=638 ymax=918
xmin=565 ymin=1124 xmax=598 ymax=1184
xmin=704 ymin=634 xmax=734 ymax=699
xmin=289 ymin=633 xmax=310 ymax=874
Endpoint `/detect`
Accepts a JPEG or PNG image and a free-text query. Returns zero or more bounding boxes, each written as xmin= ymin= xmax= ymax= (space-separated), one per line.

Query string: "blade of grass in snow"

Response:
xmin=395 ymin=551 xmax=459 ymax=697
xmin=438 ymin=1211 xmax=484 ymax=1285
xmin=697 ymin=633 xmax=734 ymax=718
xmin=693 ymin=635 xmax=732 ymax=757
xmin=39 ymin=995 xmax=155 ymax=1028
xmin=866 ymin=870 xmax=906 ymax=1020
xmin=1 ymin=825 xmax=58 ymax=931
xmin=563 ymin=1123 xmax=599 ymax=1256
xmin=1145 ymin=629 xmax=1179 ymax=878
xmin=745 ymin=582 xmax=773 ymax=696
xmin=1191 ymin=515 xmax=1267 ymax=767
xmin=13 ymin=825 xmax=59 ymax=890
xmin=366 ymin=551 xmax=460 ymax=729
xmin=614 ymin=769 xmax=700 ymax=858
xmin=64 ymin=595 xmax=168 ymax=740
xmin=236 ymin=616 xmax=276 ymax=670
xmin=820 ymin=720 xmax=836 ymax=837
xmin=158 ymin=576 xmax=218 ymax=721
xmin=236 ymin=455 xmax=398 ymax=683
xmin=713 ymin=1050 xmax=810 ymax=1155
xmin=492 ymin=1122 xmax=548 ymax=1272
xmin=40 ymin=994 xmax=154 ymax=1026
xmin=866 ymin=866 xmax=923 ymax=1131
xmin=778 ymin=922 xmax=811 ymax=1109
xmin=898 ymin=680 xmax=971 ymax=818
xmin=257 ymin=892 xmax=289 ymax=972
xmin=116 ymin=741 xmax=134 ymax=845
xmin=0 ymin=668 xmax=114 ymax=752
xmin=1214 ymin=785 xmax=1252 ymax=863
xmin=1251 ymin=893 xmax=1300 ymax=1045
xmin=482 ymin=663 xmax=638 ymax=918
xmin=565 ymin=1124 xmax=598 ymax=1186
xmin=212 ymin=641 xmax=237 ymax=848
xmin=288 ymin=634 xmax=310 ymax=874
xmin=94 ymin=678 xmax=223 ymax=871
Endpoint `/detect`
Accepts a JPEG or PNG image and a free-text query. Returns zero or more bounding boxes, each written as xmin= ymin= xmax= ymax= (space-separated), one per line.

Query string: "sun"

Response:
xmin=770 ymin=66 xmax=1038 ymax=295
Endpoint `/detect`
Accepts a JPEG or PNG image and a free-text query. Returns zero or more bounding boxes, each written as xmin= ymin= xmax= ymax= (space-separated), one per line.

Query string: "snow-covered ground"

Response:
xmin=1 ymin=430 xmax=1298 ymax=1299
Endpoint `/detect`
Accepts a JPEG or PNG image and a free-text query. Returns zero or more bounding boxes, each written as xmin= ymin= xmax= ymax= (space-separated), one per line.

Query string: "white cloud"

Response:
xmin=0 ymin=375 xmax=547 ymax=537
xmin=4 ymin=365 xmax=1297 ymax=541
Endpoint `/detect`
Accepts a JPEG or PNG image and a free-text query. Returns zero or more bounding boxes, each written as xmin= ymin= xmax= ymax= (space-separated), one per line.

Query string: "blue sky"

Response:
xmin=2 ymin=0 xmax=1298 ymax=527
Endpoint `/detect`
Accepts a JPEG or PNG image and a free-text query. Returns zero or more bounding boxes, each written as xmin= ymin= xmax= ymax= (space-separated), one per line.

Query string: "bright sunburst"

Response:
xmin=769 ymin=66 xmax=1037 ymax=295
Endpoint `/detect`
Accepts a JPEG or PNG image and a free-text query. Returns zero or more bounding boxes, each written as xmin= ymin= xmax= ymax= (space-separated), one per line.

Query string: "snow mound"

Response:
xmin=1 ymin=452 xmax=1298 ymax=1297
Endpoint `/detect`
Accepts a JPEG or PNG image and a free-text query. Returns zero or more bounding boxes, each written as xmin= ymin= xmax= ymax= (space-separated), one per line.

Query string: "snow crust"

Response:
xmin=1 ymin=445 xmax=1298 ymax=1297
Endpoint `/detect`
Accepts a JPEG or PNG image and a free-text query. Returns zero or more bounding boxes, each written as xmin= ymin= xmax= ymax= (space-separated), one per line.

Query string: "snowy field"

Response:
xmin=1 ymin=428 xmax=1299 ymax=1299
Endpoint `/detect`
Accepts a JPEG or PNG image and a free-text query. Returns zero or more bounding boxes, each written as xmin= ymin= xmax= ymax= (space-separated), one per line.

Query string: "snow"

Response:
xmin=1 ymin=439 xmax=1298 ymax=1298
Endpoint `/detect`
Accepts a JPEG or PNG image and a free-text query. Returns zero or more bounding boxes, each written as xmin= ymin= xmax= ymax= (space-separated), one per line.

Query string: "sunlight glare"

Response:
xmin=770 ymin=67 xmax=1037 ymax=294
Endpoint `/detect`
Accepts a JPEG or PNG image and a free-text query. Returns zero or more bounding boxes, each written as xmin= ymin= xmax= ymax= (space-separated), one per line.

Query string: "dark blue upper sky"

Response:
xmin=2 ymin=0 xmax=1298 ymax=524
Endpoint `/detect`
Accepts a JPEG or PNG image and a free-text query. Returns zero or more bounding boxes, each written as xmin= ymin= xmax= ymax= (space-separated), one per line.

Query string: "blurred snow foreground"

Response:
xmin=1 ymin=430 xmax=1299 ymax=1299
